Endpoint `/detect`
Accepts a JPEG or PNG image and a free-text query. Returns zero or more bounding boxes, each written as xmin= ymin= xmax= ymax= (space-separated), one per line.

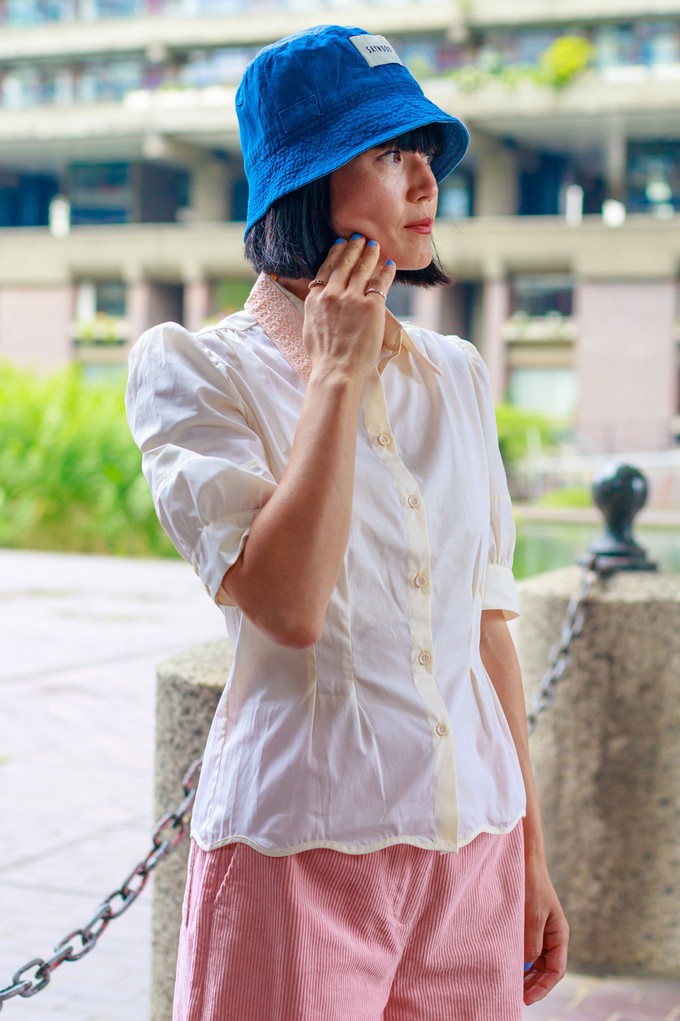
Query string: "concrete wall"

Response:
xmin=0 ymin=285 xmax=73 ymax=369
xmin=576 ymin=280 xmax=677 ymax=453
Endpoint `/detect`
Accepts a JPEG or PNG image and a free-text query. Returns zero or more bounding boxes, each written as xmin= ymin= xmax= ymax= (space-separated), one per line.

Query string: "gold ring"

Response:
xmin=308 ymin=278 xmax=327 ymax=290
xmin=365 ymin=287 xmax=387 ymax=300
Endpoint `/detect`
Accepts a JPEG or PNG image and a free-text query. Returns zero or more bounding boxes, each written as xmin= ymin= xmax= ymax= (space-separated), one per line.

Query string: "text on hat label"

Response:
xmin=349 ymin=35 xmax=404 ymax=69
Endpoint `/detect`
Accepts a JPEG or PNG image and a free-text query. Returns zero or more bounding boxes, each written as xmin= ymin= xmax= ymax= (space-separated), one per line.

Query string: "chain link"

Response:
xmin=526 ymin=554 xmax=605 ymax=735
xmin=0 ymin=562 xmax=608 ymax=1009
xmin=0 ymin=759 xmax=201 ymax=1011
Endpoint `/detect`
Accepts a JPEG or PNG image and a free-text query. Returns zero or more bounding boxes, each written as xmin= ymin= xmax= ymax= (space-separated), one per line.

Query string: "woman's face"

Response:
xmin=330 ymin=143 xmax=439 ymax=271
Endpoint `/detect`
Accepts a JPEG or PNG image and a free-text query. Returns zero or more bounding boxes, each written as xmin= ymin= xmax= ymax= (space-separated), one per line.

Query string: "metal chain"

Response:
xmin=0 ymin=759 xmax=202 ymax=1011
xmin=0 ymin=560 xmax=608 ymax=1008
xmin=526 ymin=553 xmax=604 ymax=735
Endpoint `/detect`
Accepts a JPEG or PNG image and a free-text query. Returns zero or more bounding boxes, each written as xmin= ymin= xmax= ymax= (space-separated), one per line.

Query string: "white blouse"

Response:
xmin=126 ymin=274 xmax=526 ymax=856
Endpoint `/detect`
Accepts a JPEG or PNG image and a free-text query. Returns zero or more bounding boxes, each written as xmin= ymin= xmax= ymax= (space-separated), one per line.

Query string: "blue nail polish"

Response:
xmin=386 ymin=259 xmax=395 ymax=266
xmin=350 ymin=233 xmax=363 ymax=240
xmin=524 ymin=962 xmax=533 ymax=972
xmin=367 ymin=239 xmax=378 ymax=247
xmin=334 ymin=237 xmax=346 ymax=245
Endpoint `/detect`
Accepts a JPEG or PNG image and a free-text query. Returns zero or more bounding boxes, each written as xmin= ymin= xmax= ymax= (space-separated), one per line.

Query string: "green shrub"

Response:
xmin=538 ymin=36 xmax=594 ymax=89
xmin=495 ymin=404 xmax=559 ymax=467
xmin=0 ymin=362 xmax=176 ymax=557
xmin=538 ymin=485 xmax=593 ymax=508
xmin=443 ymin=34 xmax=593 ymax=93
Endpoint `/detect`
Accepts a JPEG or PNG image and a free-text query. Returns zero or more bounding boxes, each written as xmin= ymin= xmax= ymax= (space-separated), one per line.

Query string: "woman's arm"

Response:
xmin=480 ymin=608 xmax=569 ymax=1006
xmin=222 ymin=236 xmax=395 ymax=648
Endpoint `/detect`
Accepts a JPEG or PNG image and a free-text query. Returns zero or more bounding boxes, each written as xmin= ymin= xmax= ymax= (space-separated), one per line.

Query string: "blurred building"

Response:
xmin=0 ymin=0 xmax=679 ymax=453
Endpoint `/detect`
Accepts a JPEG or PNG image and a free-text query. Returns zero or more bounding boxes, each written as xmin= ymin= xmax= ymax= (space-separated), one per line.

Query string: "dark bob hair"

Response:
xmin=245 ymin=125 xmax=451 ymax=288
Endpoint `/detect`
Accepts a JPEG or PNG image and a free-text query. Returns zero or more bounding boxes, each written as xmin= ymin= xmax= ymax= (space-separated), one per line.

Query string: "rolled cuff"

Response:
xmin=482 ymin=563 xmax=520 ymax=621
xmin=196 ymin=511 xmax=256 ymax=602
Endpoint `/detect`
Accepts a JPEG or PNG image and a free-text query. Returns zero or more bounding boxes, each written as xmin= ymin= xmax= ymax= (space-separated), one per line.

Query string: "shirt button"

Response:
xmin=377 ymin=432 xmax=392 ymax=447
xmin=417 ymin=650 xmax=432 ymax=666
xmin=435 ymin=722 xmax=449 ymax=738
xmin=414 ymin=573 xmax=428 ymax=589
xmin=407 ymin=495 xmax=421 ymax=509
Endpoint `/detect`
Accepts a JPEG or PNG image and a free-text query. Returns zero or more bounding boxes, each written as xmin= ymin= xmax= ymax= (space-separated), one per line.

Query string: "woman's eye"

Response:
xmin=379 ymin=149 xmax=402 ymax=163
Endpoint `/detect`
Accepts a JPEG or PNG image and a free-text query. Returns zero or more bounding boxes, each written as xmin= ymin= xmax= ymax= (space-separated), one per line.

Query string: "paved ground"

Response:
xmin=1 ymin=548 xmax=678 ymax=1020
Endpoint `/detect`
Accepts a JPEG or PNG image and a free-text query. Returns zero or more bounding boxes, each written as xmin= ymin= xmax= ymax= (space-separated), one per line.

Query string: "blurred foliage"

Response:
xmin=538 ymin=485 xmax=593 ymax=508
xmin=538 ymin=36 xmax=595 ymax=89
xmin=212 ymin=279 xmax=254 ymax=318
xmin=0 ymin=362 xmax=176 ymax=557
xmin=495 ymin=403 xmax=559 ymax=467
xmin=443 ymin=34 xmax=593 ymax=93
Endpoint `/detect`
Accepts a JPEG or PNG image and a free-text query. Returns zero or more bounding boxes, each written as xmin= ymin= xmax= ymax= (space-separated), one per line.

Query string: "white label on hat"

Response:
xmin=349 ymin=35 xmax=404 ymax=68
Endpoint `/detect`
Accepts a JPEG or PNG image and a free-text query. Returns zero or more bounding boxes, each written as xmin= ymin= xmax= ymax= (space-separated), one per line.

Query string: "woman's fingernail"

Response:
xmin=334 ymin=237 xmax=346 ymax=245
xmin=367 ymin=239 xmax=378 ymax=247
xmin=386 ymin=259 xmax=395 ymax=266
xmin=350 ymin=233 xmax=363 ymax=240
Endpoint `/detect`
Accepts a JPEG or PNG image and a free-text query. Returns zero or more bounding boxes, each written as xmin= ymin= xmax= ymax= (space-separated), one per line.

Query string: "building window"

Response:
xmin=437 ymin=171 xmax=472 ymax=220
xmin=72 ymin=280 xmax=127 ymax=346
xmin=627 ymin=142 xmax=680 ymax=216
xmin=509 ymin=274 xmax=573 ymax=318
xmin=507 ymin=366 xmax=577 ymax=419
xmin=519 ymin=154 xmax=569 ymax=217
xmin=0 ymin=171 xmax=58 ymax=227
xmin=231 ymin=176 xmax=248 ymax=223
xmin=69 ymin=162 xmax=132 ymax=225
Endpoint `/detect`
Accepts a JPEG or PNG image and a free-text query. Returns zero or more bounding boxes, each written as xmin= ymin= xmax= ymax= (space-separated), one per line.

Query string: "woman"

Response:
xmin=127 ymin=24 xmax=568 ymax=1020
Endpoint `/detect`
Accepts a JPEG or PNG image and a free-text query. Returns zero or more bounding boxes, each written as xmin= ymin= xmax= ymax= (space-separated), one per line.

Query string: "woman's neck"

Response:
xmin=275 ymin=277 xmax=310 ymax=302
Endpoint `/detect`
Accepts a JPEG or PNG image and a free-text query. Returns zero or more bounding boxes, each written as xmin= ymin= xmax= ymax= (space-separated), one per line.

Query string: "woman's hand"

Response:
xmin=303 ymin=235 xmax=397 ymax=384
xmin=523 ymin=856 xmax=569 ymax=1006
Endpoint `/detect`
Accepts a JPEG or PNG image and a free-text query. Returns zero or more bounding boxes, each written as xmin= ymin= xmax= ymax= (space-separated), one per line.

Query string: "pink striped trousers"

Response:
xmin=174 ymin=824 xmax=525 ymax=1020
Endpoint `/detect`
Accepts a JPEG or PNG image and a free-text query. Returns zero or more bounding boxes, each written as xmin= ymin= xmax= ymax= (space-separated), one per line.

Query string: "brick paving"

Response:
xmin=1 ymin=548 xmax=678 ymax=1020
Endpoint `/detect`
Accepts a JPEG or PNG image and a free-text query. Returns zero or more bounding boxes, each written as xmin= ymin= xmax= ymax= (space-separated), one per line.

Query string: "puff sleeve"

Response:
xmin=125 ymin=322 xmax=277 ymax=602
xmin=456 ymin=339 xmax=520 ymax=620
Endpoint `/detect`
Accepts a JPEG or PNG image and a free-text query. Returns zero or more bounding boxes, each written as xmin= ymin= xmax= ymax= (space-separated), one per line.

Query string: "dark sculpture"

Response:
xmin=581 ymin=462 xmax=657 ymax=572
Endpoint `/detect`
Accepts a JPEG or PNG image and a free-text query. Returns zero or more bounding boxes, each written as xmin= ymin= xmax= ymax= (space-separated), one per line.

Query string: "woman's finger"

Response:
xmin=308 ymin=236 xmax=351 ymax=292
xmin=321 ymin=233 xmax=368 ymax=292
xmin=346 ymin=239 xmax=382 ymax=292
xmin=364 ymin=258 xmax=397 ymax=300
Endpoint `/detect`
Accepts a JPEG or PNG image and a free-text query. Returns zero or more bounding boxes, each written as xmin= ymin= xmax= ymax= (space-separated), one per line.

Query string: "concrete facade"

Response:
xmin=0 ymin=1 xmax=679 ymax=457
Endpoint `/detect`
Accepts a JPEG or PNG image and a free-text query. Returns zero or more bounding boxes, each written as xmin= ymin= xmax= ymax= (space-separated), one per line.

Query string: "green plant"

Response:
xmin=72 ymin=313 xmax=127 ymax=345
xmin=495 ymin=403 xmax=559 ymax=467
xmin=538 ymin=485 xmax=593 ymax=508
xmin=443 ymin=34 xmax=593 ymax=93
xmin=0 ymin=362 xmax=176 ymax=557
xmin=538 ymin=36 xmax=594 ymax=90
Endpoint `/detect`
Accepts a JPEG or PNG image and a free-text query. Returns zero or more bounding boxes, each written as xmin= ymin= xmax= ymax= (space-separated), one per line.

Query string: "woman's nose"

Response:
xmin=408 ymin=155 xmax=438 ymax=201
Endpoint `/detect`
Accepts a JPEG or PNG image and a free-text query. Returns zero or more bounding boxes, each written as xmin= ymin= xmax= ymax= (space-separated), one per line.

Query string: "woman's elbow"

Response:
xmin=258 ymin=611 xmax=323 ymax=649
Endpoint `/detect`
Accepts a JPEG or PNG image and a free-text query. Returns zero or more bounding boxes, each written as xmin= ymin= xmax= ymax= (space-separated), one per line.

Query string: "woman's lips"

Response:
xmin=404 ymin=218 xmax=433 ymax=234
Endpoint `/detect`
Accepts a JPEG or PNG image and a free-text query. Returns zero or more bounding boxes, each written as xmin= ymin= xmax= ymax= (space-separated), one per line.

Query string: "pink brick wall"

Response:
xmin=0 ymin=286 xmax=73 ymax=370
xmin=576 ymin=280 xmax=677 ymax=452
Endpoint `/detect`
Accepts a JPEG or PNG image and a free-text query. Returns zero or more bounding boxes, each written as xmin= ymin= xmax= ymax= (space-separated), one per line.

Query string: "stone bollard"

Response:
xmin=151 ymin=640 xmax=232 ymax=1021
xmin=515 ymin=566 xmax=680 ymax=976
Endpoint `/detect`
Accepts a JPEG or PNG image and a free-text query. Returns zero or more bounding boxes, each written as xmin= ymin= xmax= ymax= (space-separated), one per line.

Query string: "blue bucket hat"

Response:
xmin=236 ymin=24 xmax=470 ymax=236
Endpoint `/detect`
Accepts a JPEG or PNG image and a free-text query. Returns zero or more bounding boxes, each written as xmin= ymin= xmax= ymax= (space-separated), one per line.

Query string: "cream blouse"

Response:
xmin=126 ymin=273 xmax=526 ymax=855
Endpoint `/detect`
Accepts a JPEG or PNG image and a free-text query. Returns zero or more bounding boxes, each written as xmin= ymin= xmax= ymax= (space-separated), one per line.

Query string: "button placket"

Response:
xmin=361 ymin=367 xmax=458 ymax=844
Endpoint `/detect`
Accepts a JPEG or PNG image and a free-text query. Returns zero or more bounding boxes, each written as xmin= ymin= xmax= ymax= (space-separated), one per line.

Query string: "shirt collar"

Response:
xmin=244 ymin=273 xmax=441 ymax=382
